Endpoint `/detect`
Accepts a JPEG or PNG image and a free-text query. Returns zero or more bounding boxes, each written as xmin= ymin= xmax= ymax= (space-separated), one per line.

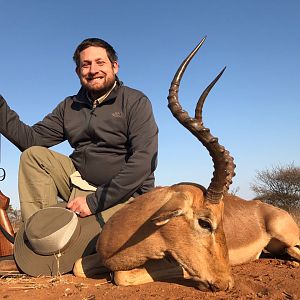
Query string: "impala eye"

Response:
xmin=198 ymin=219 xmax=213 ymax=232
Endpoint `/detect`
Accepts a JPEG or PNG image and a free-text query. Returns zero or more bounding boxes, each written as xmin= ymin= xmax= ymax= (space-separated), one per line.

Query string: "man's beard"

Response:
xmin=83 ymin=76 xmax=116 ymax=99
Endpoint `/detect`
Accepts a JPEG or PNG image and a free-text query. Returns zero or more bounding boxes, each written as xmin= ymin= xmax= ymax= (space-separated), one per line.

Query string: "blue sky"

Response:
xmin=0 ymin=1 xmax=299 ymax=208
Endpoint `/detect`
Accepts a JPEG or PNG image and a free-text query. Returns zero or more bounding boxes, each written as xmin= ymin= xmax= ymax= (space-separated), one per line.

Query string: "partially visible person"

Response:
xmin=0 ymin=38 xmax=158 ymax=222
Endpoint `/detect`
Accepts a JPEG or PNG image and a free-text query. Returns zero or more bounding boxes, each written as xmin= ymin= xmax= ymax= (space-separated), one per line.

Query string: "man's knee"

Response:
xmin=20 ymin=146 xmax=49 ymax=165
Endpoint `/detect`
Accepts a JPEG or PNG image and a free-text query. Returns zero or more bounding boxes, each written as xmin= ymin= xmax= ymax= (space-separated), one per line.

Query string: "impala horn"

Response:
xmin=167 ymin=36 xmax=236 ymax=203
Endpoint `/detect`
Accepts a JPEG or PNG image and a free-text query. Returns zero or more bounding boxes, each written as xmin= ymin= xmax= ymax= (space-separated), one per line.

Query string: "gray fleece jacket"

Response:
xmin=0 ymin=81 xmax=158 ymax=214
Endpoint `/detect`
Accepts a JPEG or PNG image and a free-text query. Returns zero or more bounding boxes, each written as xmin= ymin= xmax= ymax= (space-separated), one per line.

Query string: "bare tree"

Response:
xmin=7 ymin=204 xmax=22 ymax=231
xmin=229 ymin=186 xmax=240 ymax=196
xmin=251 ymin=163 xmax=300 ymax=212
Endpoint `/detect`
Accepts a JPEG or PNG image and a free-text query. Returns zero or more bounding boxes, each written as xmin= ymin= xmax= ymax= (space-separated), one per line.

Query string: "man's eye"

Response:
xmin=198 ymin=219 xmax=213 ymax=232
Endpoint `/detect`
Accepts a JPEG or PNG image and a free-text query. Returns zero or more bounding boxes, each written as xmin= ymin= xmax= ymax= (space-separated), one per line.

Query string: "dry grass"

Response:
xmin=1 ymin=275 xmax=67 ymax=290
xmin=0 ymin=273 xmax=110 ymax=292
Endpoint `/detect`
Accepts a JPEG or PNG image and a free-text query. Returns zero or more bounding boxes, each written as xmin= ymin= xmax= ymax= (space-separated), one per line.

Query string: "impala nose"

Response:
xmin=197 ymin=276 xmax=234 ymax=292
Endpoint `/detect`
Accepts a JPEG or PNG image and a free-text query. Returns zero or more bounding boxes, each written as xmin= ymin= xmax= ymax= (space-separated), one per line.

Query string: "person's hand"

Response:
xmin=67 ymin=196 xmax=92 ymax=217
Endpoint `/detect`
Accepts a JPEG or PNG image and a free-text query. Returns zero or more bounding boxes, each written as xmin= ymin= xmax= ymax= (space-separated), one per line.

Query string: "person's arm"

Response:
xmin=0 ymin=95 xmax=66 ymax=151
xmin=86 ymin=95 xmax=158 ymax=214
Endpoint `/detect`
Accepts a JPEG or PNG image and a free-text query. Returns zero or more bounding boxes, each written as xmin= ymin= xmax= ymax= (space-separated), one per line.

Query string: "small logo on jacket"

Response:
xmin=112 ymin=112 xmax=122 ymax=118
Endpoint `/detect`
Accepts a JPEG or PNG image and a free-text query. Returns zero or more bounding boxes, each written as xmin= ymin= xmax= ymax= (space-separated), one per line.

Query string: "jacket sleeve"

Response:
xmin=0 ymin=95 xmax=66 ymax=151
xmin=86 ymin=95 xmax=158 ymax=214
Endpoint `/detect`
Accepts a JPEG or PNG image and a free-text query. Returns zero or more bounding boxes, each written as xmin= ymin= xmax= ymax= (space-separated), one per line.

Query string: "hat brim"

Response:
xmin=14 ymin=204 xmax=103 ymax=277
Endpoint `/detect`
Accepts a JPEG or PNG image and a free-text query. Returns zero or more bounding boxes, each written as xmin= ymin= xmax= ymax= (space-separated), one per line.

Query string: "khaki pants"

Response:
xmin=19 ymin=146 xmax=128 ymax=222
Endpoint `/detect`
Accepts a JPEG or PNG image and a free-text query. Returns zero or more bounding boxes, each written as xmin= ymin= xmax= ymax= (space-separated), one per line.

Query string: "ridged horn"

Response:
xmin=167 ymin=37 xmax=236 ymax=203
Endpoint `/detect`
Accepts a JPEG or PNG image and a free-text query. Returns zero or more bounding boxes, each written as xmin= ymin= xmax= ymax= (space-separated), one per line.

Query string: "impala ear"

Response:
xmin=151 ymin=191 xmax=191 ymax=226
xmin=151 ymin=209 xmax=185 ymax=226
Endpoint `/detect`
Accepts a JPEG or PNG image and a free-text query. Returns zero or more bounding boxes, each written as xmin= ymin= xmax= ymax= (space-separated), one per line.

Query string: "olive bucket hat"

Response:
xmin=14 ymin=204 xmax=103 ymax=277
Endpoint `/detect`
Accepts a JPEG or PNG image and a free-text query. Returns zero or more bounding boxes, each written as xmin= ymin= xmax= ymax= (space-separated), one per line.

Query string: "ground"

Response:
xmin=0 ymin=258 xmax=299 ymax=300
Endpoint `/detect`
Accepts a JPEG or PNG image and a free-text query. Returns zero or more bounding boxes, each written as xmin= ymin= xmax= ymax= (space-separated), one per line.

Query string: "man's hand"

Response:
xmin=67 ymin=196 xmax=92 ymax=217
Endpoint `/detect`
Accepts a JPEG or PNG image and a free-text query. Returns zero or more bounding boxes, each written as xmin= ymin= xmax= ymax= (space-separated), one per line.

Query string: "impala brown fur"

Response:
xmin=222 ymin=193 xmax=300 ymax=265
xmin=75 ymin=190 xmax=300 ymax=289
xmin=96 ymin=184 xmax=233 ymax=291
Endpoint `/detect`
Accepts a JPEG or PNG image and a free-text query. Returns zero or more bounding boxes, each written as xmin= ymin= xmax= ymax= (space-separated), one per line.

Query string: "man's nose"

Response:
xmin=89 ymin=62 xmax=99 ymax=74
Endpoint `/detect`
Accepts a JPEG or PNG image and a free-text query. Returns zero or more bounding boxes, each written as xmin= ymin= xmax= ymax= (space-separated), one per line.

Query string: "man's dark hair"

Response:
xmin=73 ymin=38 xmax=118 ymax=67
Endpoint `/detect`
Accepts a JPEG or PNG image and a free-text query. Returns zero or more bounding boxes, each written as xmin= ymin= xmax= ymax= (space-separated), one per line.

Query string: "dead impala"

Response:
xmin=74 ymin=37 xmax=300 ymax=292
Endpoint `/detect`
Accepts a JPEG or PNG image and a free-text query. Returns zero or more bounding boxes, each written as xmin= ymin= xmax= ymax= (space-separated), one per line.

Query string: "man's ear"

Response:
xmin=112 ymin=61 xmax=119 ymax=75
xmin=75 ymin=67 xmax=80 ymax=77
